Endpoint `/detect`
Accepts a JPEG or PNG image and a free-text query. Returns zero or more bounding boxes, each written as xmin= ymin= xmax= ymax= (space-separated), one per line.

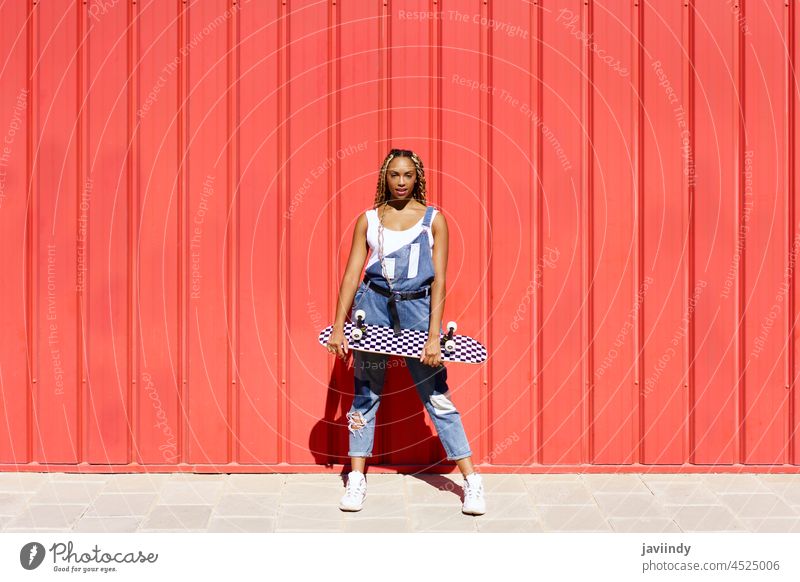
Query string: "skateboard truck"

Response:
xmin=350 ymin=309 xmax=367 ymax=341
xmin=441 ymin=320 xmax=458 ymax=353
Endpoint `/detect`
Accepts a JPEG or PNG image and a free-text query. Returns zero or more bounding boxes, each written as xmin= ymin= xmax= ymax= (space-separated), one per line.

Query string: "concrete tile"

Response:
xmin=6 ymin=472 xmax=794 ymax=534
xmin=139 ymin=528 xmax=207 ymax=533
xmin=139 ymin=505 xmax=213 ymax=531
xmin=408 ymin=505 xmax=478 ymax=532
xmin=405 ymin=489 xmax=462 ymax=505
xmin=0 ymin=492 xmax=33 ymax=516
xmin=207 ymin=516 xmax=276 ymax=533
xmin=343 ymin=494 xmax=405 ymax=519
xmin=480 ymin=494 xmax=536 ymax=520
xmin=73 ymin=517 xmax=141 ymax=533
xmin=476 ymin=519 xmax=544 ymax=533
xmin=84 ymin=493 xmax=156 ymax=517
xmin=643 ymin=482 xmax=720 ymax=506
xmin=358 ymin=475 xmax=404 ymax=496
xmin=639 ymin=473 xmax=705 ymax=484
xmin=758 ymin=474 xmax=800 ymax=484
xmin=28 ymin=481 xmax=106 ymax=505
xmin=275 ymin=505 xmax=343 ymax=532
xmin=48 ymin=473 xmax=109 ymax=483
xmin=407 ymin=474 xmax=462 ymax=488
xmin=0 ymin=515 xmax=16 ymax=530
xmin=5 ymin=504 xmax=87 ymax=529
xmin=527 ymin=482 xmax=595 ymax=505
xmin=4 ymin=527 xmax=71 ymax=532
xmin=362 ymin=473 xmax=407 ymax=482
xmin=581 ymin=474 xmax=650 ymax=494
xmin=101 ymin=474 xmax=171 ymax=493
xmin=593 ymin=492 xmax=667 ymax=519
xmin=0 ymin=472 xmax=49 ymax=492
xmin=213 ymin=494 xmax=280 ymax=517
xmin=668 ymin=505 xmax=747 ymax=532
xmin=224 ymin=474 xmax=284 ymax=494
xmin=157 ymin=481 xmax=226 ymax=505
xmin=537 ymin=505 xmax=611 ymax=532
xmin=521 ymin=474 xmax=584 ymax=484
xmin=739 ymin=517 xmax=800 ymax=533
xmin=472 ymin=474 xmax=528 ymax=494
xmin=763 ymin=483 xmax=800 ymax=505
xmin=608 ymin=517 xmax=681 ymax=533
xmin=344 ymin=517 xmax=410 ymax=532
xmin=716 ymin=493 xmax=798 ymax=519
xmin=166 ymin=473 xmax=227 ymax=482
xmin=284 ymin=473 xmax=344 ymax=483
xmin=281 ymin=482 xmax=345 ymax=505
xmin=702 ymin=474 xmax=770 ymax=494
xmin=405 ymin=475 xmax=463 ymax=505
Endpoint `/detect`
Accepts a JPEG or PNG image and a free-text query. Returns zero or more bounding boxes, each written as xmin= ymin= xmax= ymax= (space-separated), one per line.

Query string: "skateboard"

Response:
xmin=319 ymin=309 xmax=487 ymax=364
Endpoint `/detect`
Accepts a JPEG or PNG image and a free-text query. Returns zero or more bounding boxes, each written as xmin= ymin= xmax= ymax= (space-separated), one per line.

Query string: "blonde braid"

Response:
xmin=408 ymin=152 xmax=427 ymax=205
xmin=373 ymin=152 xmax=394 ymax=207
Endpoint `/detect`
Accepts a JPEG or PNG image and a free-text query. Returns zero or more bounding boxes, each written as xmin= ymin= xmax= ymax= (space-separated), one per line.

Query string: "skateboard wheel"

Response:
xmin=350 ymin=328 xmax=363 ymax=341
xmin=355 ymin=309 xmax=366 ymax=321
xmin=444 ymin=339 xmax=456 ymax=352
xmin=447 ymin=320 xmax=457 ymax=334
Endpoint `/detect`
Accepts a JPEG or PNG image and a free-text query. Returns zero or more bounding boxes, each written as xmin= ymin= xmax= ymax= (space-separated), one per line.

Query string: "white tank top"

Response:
xmin=365 ymin=207 xmax=437 ymax=269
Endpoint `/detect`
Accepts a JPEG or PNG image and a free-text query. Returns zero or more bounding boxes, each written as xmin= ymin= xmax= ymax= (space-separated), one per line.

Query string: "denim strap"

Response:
xmin=422 ymin=205 xmax=435 ymax=229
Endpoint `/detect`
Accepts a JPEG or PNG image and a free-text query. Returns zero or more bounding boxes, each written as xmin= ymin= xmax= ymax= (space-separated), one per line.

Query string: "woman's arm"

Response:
xmin=333 ymin=213 xmax=369 ymax=332
xmin=428 ymin=211 xmax=449 ymax=338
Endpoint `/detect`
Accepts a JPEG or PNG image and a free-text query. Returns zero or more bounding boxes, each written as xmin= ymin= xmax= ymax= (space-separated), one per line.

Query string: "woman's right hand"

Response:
xmin=327 ymin=327 xmax=349 ymax=360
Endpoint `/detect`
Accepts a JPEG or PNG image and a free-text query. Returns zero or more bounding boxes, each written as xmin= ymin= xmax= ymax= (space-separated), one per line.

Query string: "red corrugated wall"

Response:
xmin=0 ymin=0 xmax=799 ymax=473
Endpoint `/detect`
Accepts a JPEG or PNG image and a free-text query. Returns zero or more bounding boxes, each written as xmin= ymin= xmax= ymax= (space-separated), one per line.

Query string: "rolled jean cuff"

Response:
xmin=348 ymin=452 xmax=372 ymax=457
xmin=447 ymin=450 xmax=472 ymax=461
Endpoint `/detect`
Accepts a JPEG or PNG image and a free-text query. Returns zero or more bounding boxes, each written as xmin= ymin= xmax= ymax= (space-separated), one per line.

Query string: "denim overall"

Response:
xmin=345 ymin=205 xmax=472 ymax=461
xmin=352 ymin=205 xmax=443 ymax=334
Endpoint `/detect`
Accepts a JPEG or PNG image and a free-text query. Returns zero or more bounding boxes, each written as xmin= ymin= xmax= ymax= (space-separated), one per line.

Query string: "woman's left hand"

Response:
xmin=420 ymin=336 xmax=443 ymax=367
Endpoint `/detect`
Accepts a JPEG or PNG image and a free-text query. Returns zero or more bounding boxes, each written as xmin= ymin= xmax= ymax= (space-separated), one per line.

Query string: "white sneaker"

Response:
xmin=461 ymin=472 xmax=486 ymax=515
xmin=339 ymin=470 xmax=367 ymax=511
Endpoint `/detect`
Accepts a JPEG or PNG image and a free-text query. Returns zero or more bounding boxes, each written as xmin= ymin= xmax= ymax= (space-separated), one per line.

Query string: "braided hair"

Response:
xmin=372 ymin=148 xmax=428 ymax=207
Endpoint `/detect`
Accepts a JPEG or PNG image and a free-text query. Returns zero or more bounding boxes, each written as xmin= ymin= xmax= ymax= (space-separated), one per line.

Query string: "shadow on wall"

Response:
xmin=309 ymin=355 xmax=443 ymax=470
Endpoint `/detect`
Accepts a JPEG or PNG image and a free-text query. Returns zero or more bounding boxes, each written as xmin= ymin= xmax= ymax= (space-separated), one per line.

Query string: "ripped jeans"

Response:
xmin=346 ymin=350 xmax=472 ymax=461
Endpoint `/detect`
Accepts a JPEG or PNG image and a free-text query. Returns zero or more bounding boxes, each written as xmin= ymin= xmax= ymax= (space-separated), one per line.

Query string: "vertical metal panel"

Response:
xmin=329 ymin=0 xmax=382 ymax=465
xmin=35 ymin=1 xmax=81 ymax=463
xmin=136 ymin=0 xmax=181 ymax=465
xmin=85 ymin=0 xmax=131 ymax=463
xmin=691 ymin=0 xmax=739 ymax=465
xmin=383 ymin=0 xmax=437 ymax=464
xmin=286 ymin=0 xmax=337 ymax=465
xmin=641 ymin=0 xmax=687 ymax=464
xmin=237 ymin=0 xmax=281 ymax=465
xmin=791 ymin=0 xmax=799 ymax=466
xmin=440 ymin=1 xmax=490 ymax=465
xmin=184 ymin=0 xmax=231 ymax=464
xmin=742 ymin=0 xmax=790 ymax=463
xmin=489 ymin=0 xmax=535 ymax=464
xmin=1 ymin=0 xmax=799 ymax=472
xmin=540 ymin=0 xmax=585 ymax=465
xmin=0 ymin=1 xmax=30 ymax=464
xmin=591 ymin=1 xmax=637 ymax=464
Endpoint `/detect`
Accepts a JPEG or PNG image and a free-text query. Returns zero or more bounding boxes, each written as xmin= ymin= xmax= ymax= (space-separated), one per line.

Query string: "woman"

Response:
xmin=326 ymin=148 xmax=486 ymax=516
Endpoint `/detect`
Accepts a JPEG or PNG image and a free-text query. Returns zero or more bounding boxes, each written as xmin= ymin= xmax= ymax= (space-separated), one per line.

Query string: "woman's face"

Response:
xmin=385 ymin=157 xmax=417 ymax=200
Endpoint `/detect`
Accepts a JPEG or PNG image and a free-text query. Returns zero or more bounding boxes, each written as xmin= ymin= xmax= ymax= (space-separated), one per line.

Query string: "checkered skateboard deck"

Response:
xmin=319 ymin=318 xmax=487 ymax=364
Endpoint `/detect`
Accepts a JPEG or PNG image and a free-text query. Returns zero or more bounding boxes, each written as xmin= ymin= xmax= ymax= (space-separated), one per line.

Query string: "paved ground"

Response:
xmin=1 ymin=472 xmax=800 ymax=533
